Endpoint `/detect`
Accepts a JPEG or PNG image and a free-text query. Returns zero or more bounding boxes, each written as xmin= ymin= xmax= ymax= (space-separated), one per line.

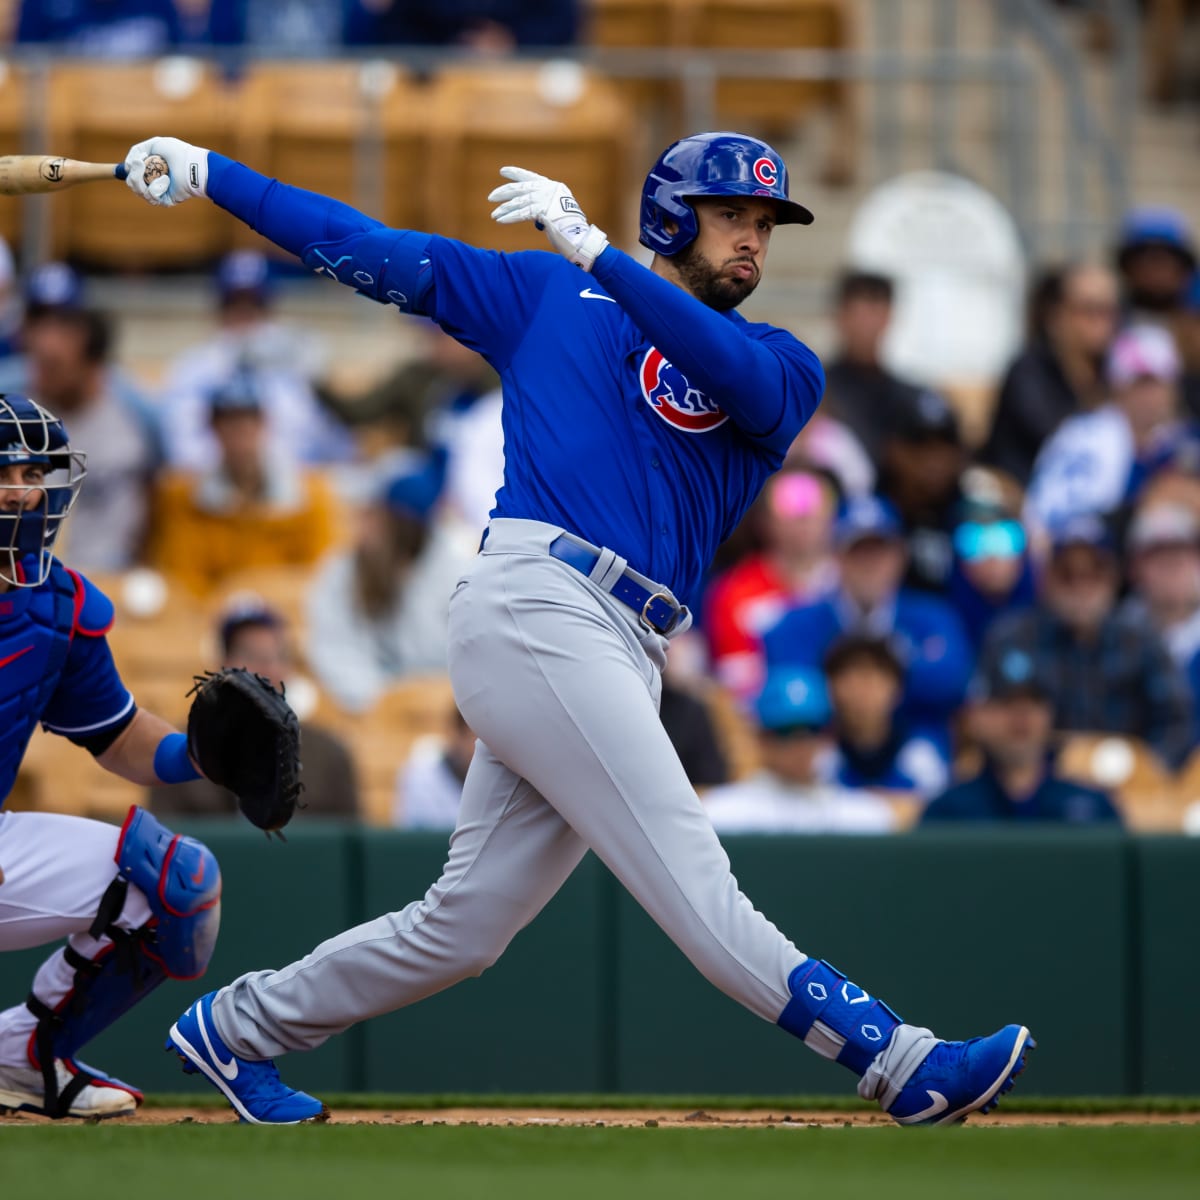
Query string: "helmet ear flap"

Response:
xmin=644 ymin=185 xmax=699 ymax=256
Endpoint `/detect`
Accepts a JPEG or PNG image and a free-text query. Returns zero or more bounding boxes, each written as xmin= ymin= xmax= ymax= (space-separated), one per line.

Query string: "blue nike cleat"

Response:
xmin=888 ymin=1023 xmax=1035 ymax=1126
xmin=166 ymin=991 xmax=328 ymax=1125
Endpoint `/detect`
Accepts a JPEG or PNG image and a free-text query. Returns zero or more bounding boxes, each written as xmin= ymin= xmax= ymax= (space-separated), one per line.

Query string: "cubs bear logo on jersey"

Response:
xmin=639 ymin=348 xmax=728 ymax=433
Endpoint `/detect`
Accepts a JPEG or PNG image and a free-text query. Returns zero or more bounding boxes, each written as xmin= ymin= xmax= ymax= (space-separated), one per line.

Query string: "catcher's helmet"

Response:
xmin=0 ymin=393 xmax=86 ymax=587
xmin=639 ymin=131 xmax=814 ymax=256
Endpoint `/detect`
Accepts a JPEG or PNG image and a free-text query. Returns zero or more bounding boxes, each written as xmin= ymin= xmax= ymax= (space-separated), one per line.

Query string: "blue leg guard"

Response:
xmin=114 ymin=806 xmax=221 ymax=981
xmin=26 ymin=808 xmax=221 ymax=1090
xmin=777 ymin=959 xmax=904 ymax=1076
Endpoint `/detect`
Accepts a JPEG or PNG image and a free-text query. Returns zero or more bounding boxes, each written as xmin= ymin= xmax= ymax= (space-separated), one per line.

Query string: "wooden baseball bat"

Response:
xmin=0 ymin=154 xmax=167 ymax=196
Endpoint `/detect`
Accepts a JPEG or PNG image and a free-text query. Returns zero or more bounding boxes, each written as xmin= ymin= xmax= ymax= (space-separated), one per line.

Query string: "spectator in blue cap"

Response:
xmin=703 ymin=667 xmax=897 ymax=834
xmin=1123 ymin=502 xmax=1200 ymax=747
xmin=24 ymin=261 xmax=86 ymax=317
xmin=947 ymin=478 xmax=1037 ymax=651
xmin=160 ymin=249 xmax=353 ymax=471
xmin=149 ymin=370 xmax=338 ymax=595
xmin=150 ymin=596 xmax=361 ymax=820
xmin=763 ymin=494 xmax=973 ymax=735
xmin=1115 ymin=206 xmax=1197 ymax=318
xmin=977 ymin=513 xmax=1193 ymax=768
xmin=921 ymin=649 xmax=1121 ymax=825
xmin=0 ymin=261 xmax=88 ymax=394
xmin=820 ymin=635 xmax=949 ymax=799
xmin=305 ymin=458 xmax=466 ymax=712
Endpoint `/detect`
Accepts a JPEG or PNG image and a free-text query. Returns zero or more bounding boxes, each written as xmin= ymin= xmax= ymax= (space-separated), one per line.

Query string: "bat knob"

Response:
xmin=142 ymin=155 xmax=169 ymax=187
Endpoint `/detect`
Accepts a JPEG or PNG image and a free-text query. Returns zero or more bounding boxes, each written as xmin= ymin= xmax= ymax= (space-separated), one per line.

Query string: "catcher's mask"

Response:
xmin=0 ymin=393 xmax=87 ymax=587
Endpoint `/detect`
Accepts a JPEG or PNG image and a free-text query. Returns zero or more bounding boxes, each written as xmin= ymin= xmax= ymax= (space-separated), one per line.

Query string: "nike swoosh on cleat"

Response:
xmin=907 ymin=1090 xmax=949 ymax=1121
xmin=579 ymin=288 xmax=616 ymax=303
xmin=197 ymin=1007 xmax=238 ymax=1081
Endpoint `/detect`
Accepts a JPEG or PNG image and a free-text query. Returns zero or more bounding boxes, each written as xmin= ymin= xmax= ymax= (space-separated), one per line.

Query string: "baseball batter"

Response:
xmin=124 ymin=132 xmax=1032 ymax=1126
xmin=0 ymin=395 xmax=221 ymax=1119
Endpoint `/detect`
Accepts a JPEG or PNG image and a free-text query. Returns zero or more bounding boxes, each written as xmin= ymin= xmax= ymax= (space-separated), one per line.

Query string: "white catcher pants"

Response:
xmin=0 ymin=810 xmax=152 ymax=1067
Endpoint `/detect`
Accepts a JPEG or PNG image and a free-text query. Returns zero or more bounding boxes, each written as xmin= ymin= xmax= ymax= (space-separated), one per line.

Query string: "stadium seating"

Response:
xmin=46 ymin=60 xmax=235 ymax=268
xmin=206 ymin=562 xmax=323 ymax=661
xmin=584 ymin=0 xmax=682 ymax=137
xmin=585 ymin=0 xmax=854 ymax=179
xmin=682 ymin=0 xmax=851 ymax=140
xmin=96 ymin=569 xmax=215 ymax=727
xmin=422 ymin=64 xmax=639 ymax=251
xmin=18 ymin=724 xmax=142 ymax=822
xmin=1057 ymin=732 xmax=1181 ymax=831
xmin=0 ymin=60 xmax=26 ymax=251
xmin=335 ymin=675 xmax=458 ymax=826
xmin=233 ymin=61 xmax=432 ymax=254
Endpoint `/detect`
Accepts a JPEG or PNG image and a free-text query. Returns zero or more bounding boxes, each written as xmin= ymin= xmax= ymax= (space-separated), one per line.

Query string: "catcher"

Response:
xmin=0 ymin=393 xmax=300 ymax=1120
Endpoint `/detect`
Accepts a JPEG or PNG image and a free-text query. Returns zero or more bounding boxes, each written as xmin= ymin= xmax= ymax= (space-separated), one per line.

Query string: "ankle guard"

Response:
xmin=777 ymin=959 xmax=903 ymax=1075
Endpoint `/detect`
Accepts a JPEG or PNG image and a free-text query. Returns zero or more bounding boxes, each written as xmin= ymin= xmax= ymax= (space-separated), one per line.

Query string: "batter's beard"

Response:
xmin=671 ymin=243 xmax=759 ymax=311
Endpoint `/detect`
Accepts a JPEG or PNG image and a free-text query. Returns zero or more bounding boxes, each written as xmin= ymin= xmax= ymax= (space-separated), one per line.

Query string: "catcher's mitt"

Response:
xmin=186 ymin=668 xmax=302 ymax=833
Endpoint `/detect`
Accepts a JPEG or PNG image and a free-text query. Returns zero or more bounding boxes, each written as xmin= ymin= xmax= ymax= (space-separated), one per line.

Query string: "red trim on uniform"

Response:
xmin=0 ymin=645 xmax=34 ymax=670
xmin=113 ymin=805 xmax=139 ymax=865
xmin=25 ymin=944 xmax=116 ymax=1069
xmin=62 ymin=1059 xmax=143 ymax=1102
xmin=65 ymin=568 xmax=114 ymax=637
xmin=156 ymin=837 xmax=222 ymax=918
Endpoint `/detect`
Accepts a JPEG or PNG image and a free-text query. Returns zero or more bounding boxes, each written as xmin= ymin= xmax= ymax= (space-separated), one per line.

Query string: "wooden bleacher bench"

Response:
xmin=328 ymin=675 xmax=458 ymax=826
xmin=586 ymin=0 xmax=855 ymax=182
xmin=232 ymin=61 xmax=433 ymax=255
xmin=423 ymin=64 xmax=638 ymax=252
xmin=46 ymin=60 xmax=235 ymax=268
xmin=1057 ymin=732 xmax=1183 ymax=832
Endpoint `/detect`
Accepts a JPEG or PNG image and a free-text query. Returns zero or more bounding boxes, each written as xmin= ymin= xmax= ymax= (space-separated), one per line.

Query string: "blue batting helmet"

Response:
xmin=0 ymin=394 xmax=86 ymax=587
xmin=639 ymin=131 xmax=814 ymax=256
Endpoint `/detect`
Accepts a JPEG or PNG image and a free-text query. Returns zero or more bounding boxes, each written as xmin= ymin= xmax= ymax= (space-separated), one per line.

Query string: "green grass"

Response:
xmin=5 ymin=1125 xmax=1199 ymax=1200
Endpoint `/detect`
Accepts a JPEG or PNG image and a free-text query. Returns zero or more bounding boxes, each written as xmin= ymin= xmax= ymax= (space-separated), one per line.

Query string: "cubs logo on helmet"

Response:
xmin=639 ymin=348 xmax=728 ymax=433
xmin=752 ymin=157 xmax=778 ymax=188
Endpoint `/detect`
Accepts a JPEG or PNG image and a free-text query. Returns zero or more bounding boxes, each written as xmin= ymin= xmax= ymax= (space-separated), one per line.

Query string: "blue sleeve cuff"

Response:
xmin=154 ymin=732 xmax=201 ymax=784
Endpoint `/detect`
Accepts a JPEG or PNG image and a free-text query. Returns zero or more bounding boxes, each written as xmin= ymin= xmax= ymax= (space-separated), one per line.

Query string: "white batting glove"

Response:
xmin=123 ymin=136 xmax=210 ymax=207
xmin=488 ymin=166 xmax=609 ymax=272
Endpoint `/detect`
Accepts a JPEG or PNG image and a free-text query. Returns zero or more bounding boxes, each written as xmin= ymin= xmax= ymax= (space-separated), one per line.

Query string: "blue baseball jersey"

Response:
xmin=0 ymin=557 xmax=135 ymax=807
xmin=206 ymin=156 xmax=826 ymax=606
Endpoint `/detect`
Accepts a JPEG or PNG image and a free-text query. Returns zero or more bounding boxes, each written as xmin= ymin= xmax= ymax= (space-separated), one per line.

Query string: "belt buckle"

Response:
xmin=640 ymin=591 xmax=679 ymax=636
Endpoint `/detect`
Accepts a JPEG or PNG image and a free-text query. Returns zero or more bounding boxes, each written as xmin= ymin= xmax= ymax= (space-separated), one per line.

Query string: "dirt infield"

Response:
xmin=4 ymin=1105 xmax=1200 ymax=1127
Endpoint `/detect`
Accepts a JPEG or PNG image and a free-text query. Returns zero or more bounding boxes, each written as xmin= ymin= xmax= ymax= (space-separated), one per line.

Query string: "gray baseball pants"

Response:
xmin=211 ymin=518 xmax=933 ymax=1103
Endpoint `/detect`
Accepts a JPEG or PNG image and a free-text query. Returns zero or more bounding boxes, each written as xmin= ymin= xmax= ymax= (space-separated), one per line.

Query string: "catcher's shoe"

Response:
xmin=167 ymin=991 xmax=328 ymax=1125
xmin=0 ymin=1057 xmax=142 ymax=1119
xmin=887 ymin=1023 xmax=1034 ymax=1126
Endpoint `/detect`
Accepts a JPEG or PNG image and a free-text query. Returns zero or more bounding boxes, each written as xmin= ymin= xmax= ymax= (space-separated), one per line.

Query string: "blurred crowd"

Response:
xmin=4 ymin=191 xmax=1200 ymax=834
xmin=9 ymin=1 xmax=581 ymax=58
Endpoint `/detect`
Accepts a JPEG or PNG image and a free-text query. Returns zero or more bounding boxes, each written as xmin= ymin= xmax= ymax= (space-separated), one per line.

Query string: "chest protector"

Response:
xmin=0 ymin=559 xmax=96 ymax=803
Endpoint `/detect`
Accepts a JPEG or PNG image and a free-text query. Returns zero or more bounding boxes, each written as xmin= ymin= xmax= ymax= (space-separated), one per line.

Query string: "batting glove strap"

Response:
xmin=124 ymin=136 xmax=210 ymax=207
xmin=489 ymin=166 xmax=610 ymax=273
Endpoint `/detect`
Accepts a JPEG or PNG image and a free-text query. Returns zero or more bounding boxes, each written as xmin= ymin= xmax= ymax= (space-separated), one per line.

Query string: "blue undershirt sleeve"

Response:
xmin=206 ymin=152 xmax=436 ymax=315
xmin=590 ymin=245 xmax=825 ymax=448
